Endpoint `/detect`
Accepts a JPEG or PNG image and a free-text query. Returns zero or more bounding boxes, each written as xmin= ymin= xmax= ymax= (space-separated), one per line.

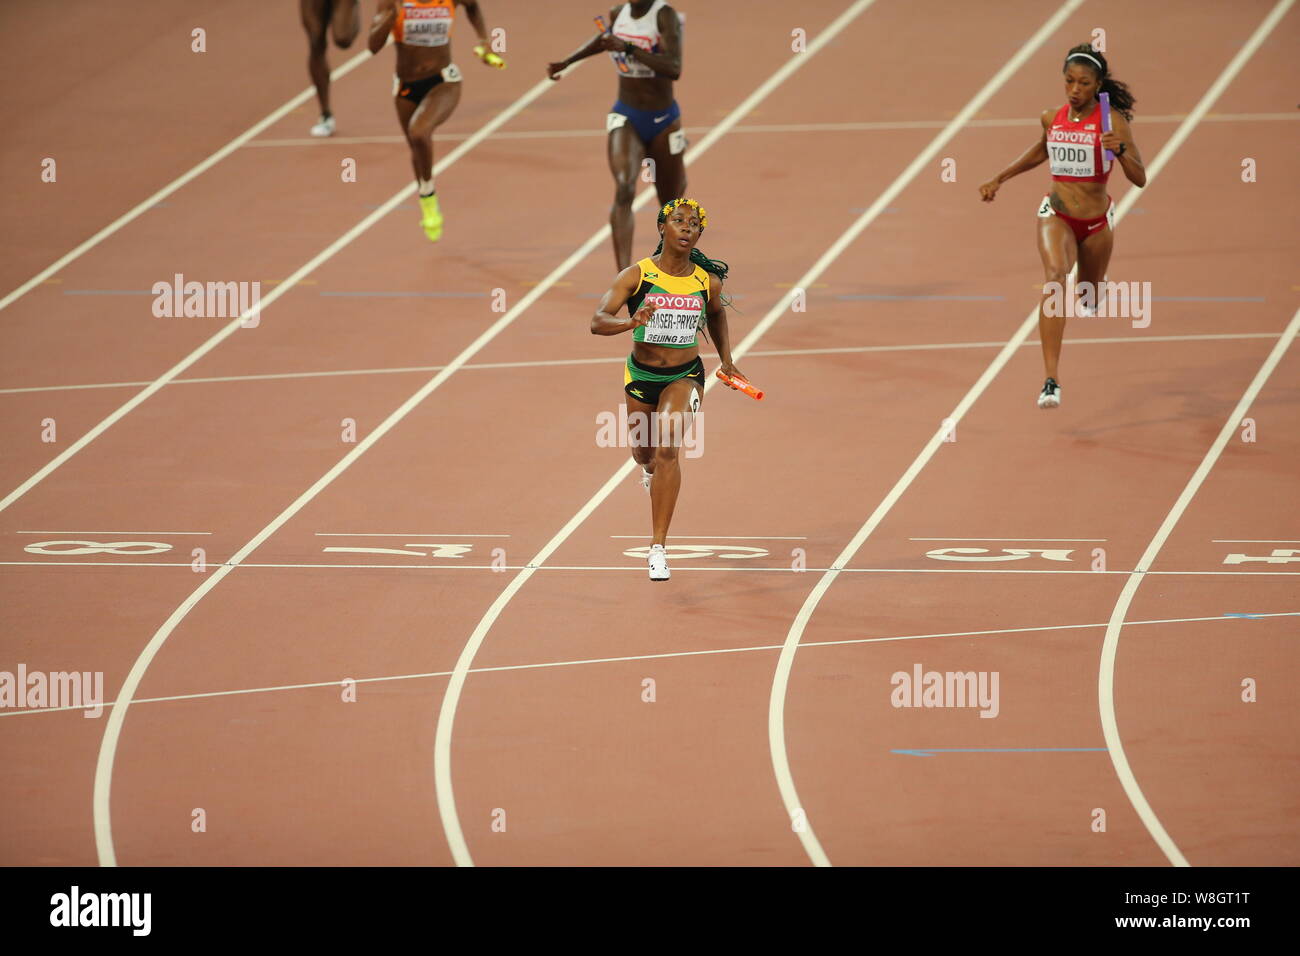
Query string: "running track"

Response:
xmin=1 ymin=0 xmax=1297 ymax=866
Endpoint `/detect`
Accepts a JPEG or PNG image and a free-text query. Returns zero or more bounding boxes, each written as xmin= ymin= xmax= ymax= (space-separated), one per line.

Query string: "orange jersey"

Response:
xmin=392 ymin=0 xmax=455 ymax=47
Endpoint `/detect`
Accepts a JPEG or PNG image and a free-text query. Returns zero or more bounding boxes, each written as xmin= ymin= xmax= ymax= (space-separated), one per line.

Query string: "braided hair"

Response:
xmin=652 ymin=198 xmax=734 ymax=326
xmin=1064 ymin=44 xmax=1135 ymax=120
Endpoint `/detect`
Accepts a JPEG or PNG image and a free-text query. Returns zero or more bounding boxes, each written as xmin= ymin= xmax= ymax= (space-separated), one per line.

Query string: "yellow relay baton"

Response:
xmin=473 ymin=44 xmax=506 ymax=69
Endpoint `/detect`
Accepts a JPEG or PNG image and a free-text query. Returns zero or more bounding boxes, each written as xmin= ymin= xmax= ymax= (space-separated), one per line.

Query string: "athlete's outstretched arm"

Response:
xmin=369 ymin=0 xmax=397 ymax=54
xmin=978 ymin=109 xmax=1053 ymax=201
xmin=548 ymin=6 xmax=620 ymax=80
xmin=599 ymin=4 xmax=682 ymax=79
xmin=592 ymin=265 xmax=654 ymax=335
xmin=1102 ymin=113 xmax=1146 ymax=187
xmin=457 ymin=1 xmax=490 ymax=47
xmin=705 ymin=275 xmax=744 ymax=380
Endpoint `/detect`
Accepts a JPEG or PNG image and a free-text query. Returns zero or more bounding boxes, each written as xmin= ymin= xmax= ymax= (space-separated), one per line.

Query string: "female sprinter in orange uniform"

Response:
xmin=547 ymin=1 xmax=687 ymax=271
xmin=591 ymin=199 xmax=744 ymax=582
xmin=979 ymin=45 xmax=1145 ymax=408
xmin=301 ymin=0 xmax=360 ymax=137
xmin=369 ymin=0 xmax=504 ymax=242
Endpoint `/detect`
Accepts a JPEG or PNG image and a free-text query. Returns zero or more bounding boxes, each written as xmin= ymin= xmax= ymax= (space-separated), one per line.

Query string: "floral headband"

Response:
xmin=658 ymin=198 xmax=708 ymax=229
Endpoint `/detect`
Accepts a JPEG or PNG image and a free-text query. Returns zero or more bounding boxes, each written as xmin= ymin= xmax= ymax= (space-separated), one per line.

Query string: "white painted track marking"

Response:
xmin=908 ymin=537 xmax=1107 ymax=542
xmin=0 ymin=332 xmax=1280 ymax=396
xmin=313 ymin=532 xmax=511 ymax=537
xmin=5 ymin=612 xmax=1293 ymax=718
xmin=431 ymin=0 xmax=1083 ymax=868
xmin=83 ymin=71 xmax=584 ymax=865
xmin=240 ymin=111 xmax=1300 ymax=147
xmin=0 ymin=71 xmax=571 ymax=516
xmin=0 ymin=52 xmax=372 ymax=313
xmin=88 ymin=0 xmax=882 ymax=867
xmin=430 ymin=0 xmax=890 ymax=868
xmin=1099 ymin=303 xmax=1300 ymax=868
xmin=766 ymin=0 xmax=1091 ymax=867
xmin=15 ymin=530 xmax=211 ymax=535
xmin=5 ymin=561 xmax=1300 ymax=576
xmin=769 ymin=0 xmax=1299 ymax=867
xmin=609 ymin=535 xmax=808 ymax=539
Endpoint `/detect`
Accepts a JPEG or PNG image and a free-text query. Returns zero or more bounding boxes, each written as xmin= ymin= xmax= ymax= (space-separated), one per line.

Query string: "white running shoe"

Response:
xmin=310 ymin=114 xmax=336 ymax=137
xmin=1037 ymin=377 xmax=1061 ymax=409
xmin=647 ymin=543 xmax=670 ymax=581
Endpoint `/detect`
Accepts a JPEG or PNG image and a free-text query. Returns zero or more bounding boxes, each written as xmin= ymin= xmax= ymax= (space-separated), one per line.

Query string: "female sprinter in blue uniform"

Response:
xmin=979 ymin=45 xmax=1145 ymax=408
xmin=548 ymin=1 xmax=687 ymax=271
xmin=591 ymin=199 xmax=744 ymax=581
xmin=369 ymin=0 xmax=504 ymax=242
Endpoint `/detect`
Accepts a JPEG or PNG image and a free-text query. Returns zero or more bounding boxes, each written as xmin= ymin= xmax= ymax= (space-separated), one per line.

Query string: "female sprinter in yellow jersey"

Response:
xmin=369 ymin=0 xmax=504 ymax=242
xmin=979 ymin=45 xmax=1145 ymax=408
xmin=548 ymin=1 xmax=687 ymax=271
xmin=591 ymin=199 xmax=744 ymax=582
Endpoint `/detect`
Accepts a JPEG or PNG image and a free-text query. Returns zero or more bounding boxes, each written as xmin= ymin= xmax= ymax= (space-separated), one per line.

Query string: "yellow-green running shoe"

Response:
xmin=419 ymin=193 xmax=443 ymax=242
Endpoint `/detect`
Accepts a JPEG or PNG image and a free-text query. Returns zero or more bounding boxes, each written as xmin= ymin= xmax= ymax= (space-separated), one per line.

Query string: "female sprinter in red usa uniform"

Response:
xmin=547 ymin=1 xmax=687 ymax=272
xmin=591 ymin=199 xmax=743 ymax=582
xmin=369 ymin=0 xmax=504 ymax=242
xmin=979 ymin=45 xmax=1145 ymax=408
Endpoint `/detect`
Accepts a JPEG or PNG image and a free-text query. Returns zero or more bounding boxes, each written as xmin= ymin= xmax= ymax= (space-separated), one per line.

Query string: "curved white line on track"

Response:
xmin=1097 ymin=0 xmax=1298 ymax=869
xmin=767 ymin=0 xmax=1087 ymax=867
xmin=0 ymin=51 xmax=372 ymax=313
xmin=1099 ymin=309 xmax=1299 ymax=869
xmin=769 ymin=0 xmax=1298 ymax=867
xmin=87 ymin=0 xmax=882 ymax=867
xmin=0 ymin=69 xmax=568 ymax=516
xmin=432 ymin=0 xmax=884 ymax=867
xmin=88 ymin=72 xmax=573 ymax=866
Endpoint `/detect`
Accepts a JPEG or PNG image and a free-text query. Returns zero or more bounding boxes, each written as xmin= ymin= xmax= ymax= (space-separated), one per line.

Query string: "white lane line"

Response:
xmin=14 ymin=530 xmax=212 ymax=535
xmin=908 ymin=537 xmax=1107 ymax=542
xmin=1212 ymin=539 xmax=1300 ymax=543
xmin=240 ymin=111 xmax=1300 ymax=146
xmin=1 ymin=72 xmax=570 ymax=517
xmin=608 ymin=535 xmax=808 ymax=539
xmin=1099 ymin=311 xmax=1300 ymax=869
xmin=431 ymin=0 xmax=888 ymax=869
xmin=770 ymin=0 xmax=1300 ymax=869
xmin=767 ymin=0 xmax=1092 ymax=868
xmin=8 ymin=560 xmax=1300 ymax=576
xmin=1096 ymin=0 xmax=1300 ymax=870
xmin=431 ymin=0 xmax=1083 ymax=869
xmin=88 ymin=0 xmax=880 ymax=868
xmin=1 ymin=332 xmax=1281 ymax=396
xmin=313 ymin=532 xmax=511 ymax=537
xmin=10 ymin=610 xmax=1292 ymax=719
xmin=83 ymin=75 xmax=583 ymax=868
xmin=0 ymin=52 xmax=373 ymax=314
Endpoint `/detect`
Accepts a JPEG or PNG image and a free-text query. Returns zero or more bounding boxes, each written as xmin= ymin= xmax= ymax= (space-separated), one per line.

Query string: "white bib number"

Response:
xmin=401 ymin=5 xmax=451 ymax=47
xmin=1047 ymin=133 xmax=1097 ymax=178
xmin=642 ymin=292 xmax=700 ymax=346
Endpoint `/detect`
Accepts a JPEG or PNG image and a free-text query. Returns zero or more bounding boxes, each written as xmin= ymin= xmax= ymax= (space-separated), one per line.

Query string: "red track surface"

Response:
xmin=1 ymin=0 xmax=1297 ymax=866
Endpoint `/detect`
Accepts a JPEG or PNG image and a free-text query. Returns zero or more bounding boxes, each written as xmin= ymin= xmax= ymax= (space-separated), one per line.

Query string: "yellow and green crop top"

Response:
xmin=627 ymin=257 xmax=709 ymax=348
